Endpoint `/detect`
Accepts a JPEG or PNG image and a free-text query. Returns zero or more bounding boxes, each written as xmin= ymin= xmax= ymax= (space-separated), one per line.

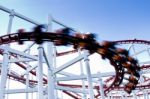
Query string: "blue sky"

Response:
xmin=0 ymin=0 xmax=150 ymax=41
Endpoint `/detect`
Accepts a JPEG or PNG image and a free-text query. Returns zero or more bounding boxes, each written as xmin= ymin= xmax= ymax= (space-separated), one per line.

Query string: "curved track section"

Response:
xmin=0 ymin=26 xmax=140 ymax=95
xmin=112 ymin=39 xmax=150 ymax=95
xmin=113 ymin=39 xmax=150 ymax=45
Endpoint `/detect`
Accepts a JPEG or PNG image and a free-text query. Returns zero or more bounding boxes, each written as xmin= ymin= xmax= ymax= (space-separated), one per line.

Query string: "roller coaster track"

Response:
xmin=0 ymin=38 xmax=149 ymax=98
xmin=1 ymin=38 xmax=149 ymax=98
xmin=0 ymin=27 xmax=142 ymax=98
xmin=112 ymin=39 xmax=150 ymax=45
xmin=58 ymin=39 xmax=150 ymax=98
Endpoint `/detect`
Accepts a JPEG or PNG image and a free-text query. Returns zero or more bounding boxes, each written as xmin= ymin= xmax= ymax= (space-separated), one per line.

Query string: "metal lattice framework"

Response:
xmin=0 ymin=5 xmax=149 ymax=99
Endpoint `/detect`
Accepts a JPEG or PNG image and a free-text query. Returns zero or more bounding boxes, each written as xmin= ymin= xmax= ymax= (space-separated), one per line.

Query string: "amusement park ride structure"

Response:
xmin=0 ymin=5 xmax=149 ymax=99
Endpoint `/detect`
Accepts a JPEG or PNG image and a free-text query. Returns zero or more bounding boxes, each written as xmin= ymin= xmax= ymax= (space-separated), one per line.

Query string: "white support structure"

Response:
xmin=78 ymin=49 xmax=87 ymax=99
xmin=56 ymin=72 xmax=115 ymax=81
xmin=54 ymin=54 xmax=84 ymax=74
xmin=26 ymin=49 xmax=30 ymax=99
xmin=143 ymin=90 xmax=148 ymax=99
xmin=26 ymin=66 xmax=29 ymax=99
xmin=0 ymin=7 xmax=14 ymax=99
xmin=47 ymin=15 xmax=55 ymax=99
xmin=133 ymin=90 xmax=137 ymax=99
xmin=108 ymin=92 xmax=112 ymax=99
xmin=83 ymin=50 xmax=94 ymax=99
xmin=7 ymin=9 xmax=14 ymax=34
xmin=0 ymin=48 xmax=9 ymax=99
xmin=98 ymin=72 xmax=105 ymax=99
xmin=120 ymin=91 xmax=125 ymax=99
xmin=6 ymin=9 xmax=14 ymax=99
xmin=37 ymin=45 xmax=44 ymax=99
xmin=146 ymin=90 xmax=149 ymax=99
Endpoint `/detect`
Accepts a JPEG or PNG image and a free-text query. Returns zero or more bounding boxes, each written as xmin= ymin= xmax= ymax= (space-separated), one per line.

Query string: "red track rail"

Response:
xmin=0 ymin=27 xmax=142 ymax=98
xmin=112 ymin=39 xmax=150 ymax=45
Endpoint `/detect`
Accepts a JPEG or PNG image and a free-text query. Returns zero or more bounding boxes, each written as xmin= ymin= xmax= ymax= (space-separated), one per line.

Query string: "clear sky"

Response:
xmin=0 ymin=0 xmax=150 ymax=41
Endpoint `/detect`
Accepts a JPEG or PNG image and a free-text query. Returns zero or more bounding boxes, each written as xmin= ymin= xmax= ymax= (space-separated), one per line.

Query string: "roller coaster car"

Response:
xmin=127 ymin=56 xmax=138 ymax=65
xmin=97 ymin=48 xmax=114 ymax=59
xmin=128 ymin=65 xmax=140 ymax=74
xmin=125 ymin=82 xmax=136 ymax=90
xmin=122 ymin=62 xmax=131 ymax=68
xmin=18 ymin=29 xmax=25 ymax=33
xmin=134 ymin=71 xmax=140 ymax=79
xmin=124 ymin=87 xmax=132 ymax=94
xmin=74 ymin=33 xmax=84 ymax=39
xmin=53 ymin=28 xmax=72 ymax=46
xmin=83 ymin=33 xmax=96 ymax=40
xmin=129 ymin=76 xmax=138 ymax=83
xmin=124 ymin=82 xmax=136 ymax=94
xmin=101 ymin=41 xmax=116 ymax=49
xmin=33 ymin=25 xmax=45 ymax=44
xmin=74 ymin=33 xmax=97 ymax=52
xmin=112 ymin=55 xmax=123 ymax=61
xmin=18 ymin=29 xmax=26 ymax=44
xmin=97 ymin=48 xmax=108 ymax=55
xmin=55 ymin=28 xmax=70 ymax=35
xmin=34 ymin=25 xmax=45 ymax=33
xmin=78 ymin=42 xmax=87 ymax=48
xmin=75 ymin=32 xmax=96 ymax=42
xmin=128 ymin=69 xmax=140 ymax=77
xmin=116 ymin=48 xmax=129 ymax=56
xmin=53 ymin=39 xmax=68 ymax=46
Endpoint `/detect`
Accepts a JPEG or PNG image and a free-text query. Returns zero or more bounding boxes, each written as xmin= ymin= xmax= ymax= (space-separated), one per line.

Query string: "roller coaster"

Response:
xmin=0 ymin=5 xmax=149 ymax=99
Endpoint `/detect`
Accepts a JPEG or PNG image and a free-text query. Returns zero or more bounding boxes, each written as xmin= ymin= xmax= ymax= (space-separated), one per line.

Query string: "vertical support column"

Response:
xmin=31 ymin=74 xmax=34 ymax=99
xmin=83 ymin=50 xmax=94 ymax=99
xmin=133 ymin=90 xmax=137 ymax=99
xmin=143 ymin=90 xmax=147 ymax=99
xmin=108 ymin=91 xmax=111 ymax=99
xmin=6 ymin=10 xmax=14 ymax=99
xmin=47 ymin=15 xmax=55 ymax=99
xmin=26 ymin=49 xmax=30 ymax=99
xmin=61 ymin=91 xmax=64 ymax=99
xmin=146 ymin=90 xmax=149 ymax=99
xmin=1 ymin=10 xmax=14 ymax=99
xmin=53 ymin=44 xmax=59 ymax=98
xmin=26 ymin=67 xmax=29 ymax=99
xmin=120 ymin=92 xmax=124 ymax=99
xmin=37 ymin=45 xmax=44 ymax=99
xmin=98 ymin=72 xmax=105 ymax=99
xmin=0 ymin=48 xmax=9 ymax=99
xmin=78 ymin=49 xmax=87 ymax=99
xmin=7 ymin=9 xmax=14 ymax=34
xmin=6 ymin=9 xmax=14 ymax=99
xmin=120 ymin=91 xmax=124 ymax=99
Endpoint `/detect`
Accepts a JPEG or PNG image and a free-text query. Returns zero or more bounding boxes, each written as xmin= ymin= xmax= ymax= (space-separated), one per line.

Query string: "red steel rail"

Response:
xmin=0 ymin=26 xmax=142 ymax=98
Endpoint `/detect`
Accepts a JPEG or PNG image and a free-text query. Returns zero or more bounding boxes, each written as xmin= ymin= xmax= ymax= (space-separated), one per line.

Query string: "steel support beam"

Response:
xmin=37 ymin=45 xmax=44 ymax=99
xmin=0 ymin=5 xmax=40 ymax=25
xmin=0 ymin=46 xmax=38 ymax=60
xmin=46 ymin=15 xmax=56 ymax=99
xmin=56 ymin=86 xmax=88 ymax=94
xmin=0 ymin=48 xmax=9 ymax=99
xmin=78 ymin=49 xmax=87 ymax=99
xmin=53 ymin=54 xmax=84 ymax=74
xmin=83 ymin=50 xmax=94 ymax=99
xmin=56 ymin=72 xmax=115 ymax=81
xmin=5 ymin=88 xmax=37 ymax=94
xmin=98 ymin=72 xmax=105 ymax=99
